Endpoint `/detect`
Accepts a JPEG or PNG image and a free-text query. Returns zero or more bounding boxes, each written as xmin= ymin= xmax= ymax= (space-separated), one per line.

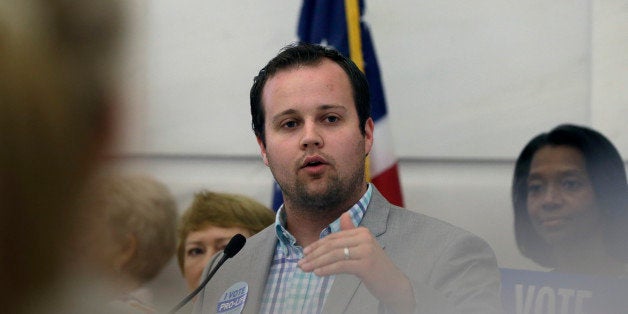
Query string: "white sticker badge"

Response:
xmin=216 ymin=281 xmax=248 ymax=314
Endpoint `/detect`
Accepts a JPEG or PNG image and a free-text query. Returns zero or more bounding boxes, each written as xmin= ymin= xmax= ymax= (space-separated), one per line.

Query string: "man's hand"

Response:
xmin=298 ymin=212 xmax=416 ymax=314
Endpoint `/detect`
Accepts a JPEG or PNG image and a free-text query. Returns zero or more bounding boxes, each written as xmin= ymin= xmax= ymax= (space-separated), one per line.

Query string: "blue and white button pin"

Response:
xmin=216 ymin=282 xmax=248 ymax=314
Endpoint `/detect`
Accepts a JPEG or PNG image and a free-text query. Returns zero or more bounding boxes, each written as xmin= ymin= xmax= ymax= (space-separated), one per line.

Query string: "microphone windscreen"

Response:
xmin=223 ymin=234 xmax=246 ymax=258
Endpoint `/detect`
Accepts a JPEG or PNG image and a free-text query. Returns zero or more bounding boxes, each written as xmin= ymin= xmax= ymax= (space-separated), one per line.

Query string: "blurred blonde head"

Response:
xmin=0 ymin=0 xmax=123 ymax=312
xmin=82 ymin=174 xmax=178 ymax=288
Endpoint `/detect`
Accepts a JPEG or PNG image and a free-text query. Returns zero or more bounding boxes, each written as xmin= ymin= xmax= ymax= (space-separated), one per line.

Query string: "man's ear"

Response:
xmin=256 ymin=136 xmax=269 ymax=166
xmin=364 ymin=117 xmax=374 ymax=156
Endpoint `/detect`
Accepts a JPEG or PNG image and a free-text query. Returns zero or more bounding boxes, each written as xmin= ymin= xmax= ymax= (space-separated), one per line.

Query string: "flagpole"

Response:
xmin=344 ymin=0 xmax=371 ymax=182
xmin=344 ymin=0 xmax=364 ymax=71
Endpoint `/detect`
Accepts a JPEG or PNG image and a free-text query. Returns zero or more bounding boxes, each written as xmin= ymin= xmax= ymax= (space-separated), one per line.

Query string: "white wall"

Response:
xmin=113 ymin=1 xmax=628 ymax=310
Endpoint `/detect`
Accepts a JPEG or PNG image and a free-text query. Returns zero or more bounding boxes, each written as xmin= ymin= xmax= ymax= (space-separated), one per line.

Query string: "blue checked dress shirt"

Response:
xmin=259 ymin=184 xmax=373 ymax=314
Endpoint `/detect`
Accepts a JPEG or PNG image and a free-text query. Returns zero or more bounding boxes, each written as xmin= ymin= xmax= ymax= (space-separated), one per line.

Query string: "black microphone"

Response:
xmin=168 ymin=234 xmax=246 ymax=313
xmin=222 ymin=233 xmax=246 ymax=258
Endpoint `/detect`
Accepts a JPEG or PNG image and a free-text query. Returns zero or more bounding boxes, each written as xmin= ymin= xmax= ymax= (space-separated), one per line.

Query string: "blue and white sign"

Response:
xmin=216 ymin=281 xmax=248 ymax=314
xmin=501 ymin=268 xmax=628 ymax=314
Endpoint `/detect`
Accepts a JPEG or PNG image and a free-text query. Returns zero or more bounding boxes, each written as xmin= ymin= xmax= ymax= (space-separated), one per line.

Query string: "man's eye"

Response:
xmin=187 ymin=247 xmax=205 ymax=257
xmin=325 ymin=115 xmax=339 ymax=123
xmin=283 ymin=120 xmax=297 ymax=128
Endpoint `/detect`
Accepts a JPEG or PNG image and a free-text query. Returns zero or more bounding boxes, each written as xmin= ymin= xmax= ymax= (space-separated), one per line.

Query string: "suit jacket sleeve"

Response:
xmin=406 ymin=230 xmax=502 ymax=314
xmin=362 ymin=188 xmax=502 ymax=314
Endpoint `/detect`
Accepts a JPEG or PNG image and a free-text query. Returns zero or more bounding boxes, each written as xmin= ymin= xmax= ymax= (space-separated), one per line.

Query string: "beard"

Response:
xmin=275 ymin=163 xmax=365 ymax=214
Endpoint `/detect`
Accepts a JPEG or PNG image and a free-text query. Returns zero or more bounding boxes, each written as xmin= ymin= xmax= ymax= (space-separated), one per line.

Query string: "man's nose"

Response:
xmin=300 ymin=122 xmax=323 ymax=149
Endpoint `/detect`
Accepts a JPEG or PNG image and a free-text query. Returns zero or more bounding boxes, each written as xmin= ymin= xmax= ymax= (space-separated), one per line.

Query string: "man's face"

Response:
xmin=257 ymin=59 xmax=373 ymax=211
xmin=526 ymin=145 xmax=601 ymax=246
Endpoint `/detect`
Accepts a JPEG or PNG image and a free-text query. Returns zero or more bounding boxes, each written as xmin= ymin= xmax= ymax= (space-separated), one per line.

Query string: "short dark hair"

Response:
xmin=512 ymin=124 xmax=628 ymax=267
xmin=250 ymin=43 xmax=371 ymax=145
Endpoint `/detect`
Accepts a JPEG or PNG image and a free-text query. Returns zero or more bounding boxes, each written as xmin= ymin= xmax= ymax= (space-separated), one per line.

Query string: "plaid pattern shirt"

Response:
xmin=259 ymin=185 xmax=372 ymax=314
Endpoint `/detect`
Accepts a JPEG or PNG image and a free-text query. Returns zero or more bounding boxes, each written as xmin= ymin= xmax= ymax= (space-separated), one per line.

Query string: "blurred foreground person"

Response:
xmin=512 ymin=124 xmax=628 ymax=276
xmin=81 ymin=174 xmax=178 ymax=313
xmin=177 ymin=191 xmax=274 ymax=291
xmin=0 ymin=0 xmax=123 ymax=312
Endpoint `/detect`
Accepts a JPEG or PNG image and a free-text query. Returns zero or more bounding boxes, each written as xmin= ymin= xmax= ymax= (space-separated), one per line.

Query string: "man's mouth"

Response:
xmin=304 ymin=161 xmax=323 ymax=167
xmin=302 ymin=156 xmax=327 ymax=168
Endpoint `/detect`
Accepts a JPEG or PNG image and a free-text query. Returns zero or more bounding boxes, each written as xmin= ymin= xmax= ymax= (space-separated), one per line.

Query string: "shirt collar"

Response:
xmin=274 ymin=184 xmax=373 ymax=247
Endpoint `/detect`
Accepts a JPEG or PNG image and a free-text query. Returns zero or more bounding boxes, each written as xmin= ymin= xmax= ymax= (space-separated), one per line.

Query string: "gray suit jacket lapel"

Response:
xmin=321 ymin=188 xmax=391 ymax=313
xmin=238 ymin=227 xmax=277 ymax=314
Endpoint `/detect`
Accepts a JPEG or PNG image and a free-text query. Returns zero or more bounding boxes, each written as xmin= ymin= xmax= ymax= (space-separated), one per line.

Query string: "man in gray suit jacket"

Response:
xmin=193 ymin=43 xmax=501 ymax=314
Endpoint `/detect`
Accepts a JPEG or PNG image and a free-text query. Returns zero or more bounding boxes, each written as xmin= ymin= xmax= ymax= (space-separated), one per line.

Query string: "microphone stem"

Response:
xmin=168 ymin=253 xmax=228 ymax=314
